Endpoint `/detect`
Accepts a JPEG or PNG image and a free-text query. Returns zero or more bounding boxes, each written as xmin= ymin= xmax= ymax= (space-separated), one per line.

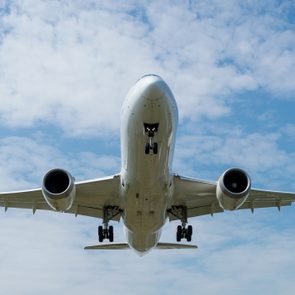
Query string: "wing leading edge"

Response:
xmin=170 ymin=175 xmax=295 ymax=220
xmin=0 ymin=175 xmax=121 ymax=220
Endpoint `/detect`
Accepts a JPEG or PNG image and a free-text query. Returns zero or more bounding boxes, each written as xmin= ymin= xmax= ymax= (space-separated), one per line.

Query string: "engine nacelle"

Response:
xmin=216 ymin=168 xmax=251 ymax=210
xmin=42 ymin=168 xmax=76 ymax=212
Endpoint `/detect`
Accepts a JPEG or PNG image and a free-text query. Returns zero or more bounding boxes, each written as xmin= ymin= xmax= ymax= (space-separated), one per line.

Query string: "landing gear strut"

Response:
xmin=98 ymin=206 xmax=121 ymax=243
xmin=144 ymin=123 xmax=159 ymax=155
xmin=168 ymin=205 xmax=193 ymax=242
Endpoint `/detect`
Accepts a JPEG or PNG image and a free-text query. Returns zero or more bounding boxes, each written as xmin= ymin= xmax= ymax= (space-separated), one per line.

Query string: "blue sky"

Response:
xmin=0 ymin=0 xmax=294 ymax=294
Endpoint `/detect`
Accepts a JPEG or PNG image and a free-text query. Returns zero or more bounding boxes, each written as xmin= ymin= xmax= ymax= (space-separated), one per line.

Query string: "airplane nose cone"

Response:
xmin=139 ymin=74 xmax=165 ymax=100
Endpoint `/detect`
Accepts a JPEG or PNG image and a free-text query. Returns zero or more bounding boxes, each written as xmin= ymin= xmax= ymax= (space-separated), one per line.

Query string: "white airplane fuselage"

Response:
xmin=120 ymin=75 xmax=178 ymax=254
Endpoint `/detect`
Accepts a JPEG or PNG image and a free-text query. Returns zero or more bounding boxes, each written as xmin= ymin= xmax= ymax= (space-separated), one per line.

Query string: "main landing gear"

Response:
xmin=144 ymin=123 xmax=159 ymax=155
xmin=98 ymin=224 xmax=114 ymax=242
xmin=168 ymin=205 xmax=193 ymax=242
xmin=98 ymin=206 xmax=121 ymax=243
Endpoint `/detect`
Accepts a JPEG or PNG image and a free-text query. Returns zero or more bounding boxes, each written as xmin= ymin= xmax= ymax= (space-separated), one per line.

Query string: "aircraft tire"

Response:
xmin=145 ymin=143 xmax=150 ymax=154
xmin=186 ymin=225 xmax=193 ymax=242
xmin=98 ymin=226 xmax=104 ymax=242
xmin=153 ymin=143 xmax=158 ymax=154
xmin=109 ymin=225 xmax=114 ymax=242
xmin=176 ymin=225 xmax=182 ymax=242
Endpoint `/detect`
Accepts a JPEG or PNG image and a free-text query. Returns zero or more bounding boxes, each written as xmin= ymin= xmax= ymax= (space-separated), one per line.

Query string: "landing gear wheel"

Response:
xmin=98 ymin=225 xmax=103 ymax=242
xmin=187 ymin=225 xmax=193 ymax=236
xmin=145 ymin=143 xmax=150 ymax=154
xmin=186 ymin=225 xmax=193 ymax=242
xmin=144 ymin=142 xmax=158 ymax=155
xmin=176 ymin=225 xmax=182 ymax=242
xmin=144 ymin=123 xmax=159 ymax=155
xmin=153 ymin=142 xmax=158 ymax=154
xmin=109 ymin=225 xmax=114 ymax=242
xmin=186 ymin=235 xmax=191 ymax=242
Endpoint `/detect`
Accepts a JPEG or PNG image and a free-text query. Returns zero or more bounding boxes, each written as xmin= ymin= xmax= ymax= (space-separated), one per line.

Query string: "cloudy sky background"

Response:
xmin=0 ymin=0 xmax=294 ymax=294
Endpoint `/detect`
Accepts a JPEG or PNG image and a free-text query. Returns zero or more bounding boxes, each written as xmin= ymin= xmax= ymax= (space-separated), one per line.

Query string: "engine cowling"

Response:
xmin=42 ymin=168 xmax=76 ymax=212
xmin=216 ymin=168 xmax=251 ymax=210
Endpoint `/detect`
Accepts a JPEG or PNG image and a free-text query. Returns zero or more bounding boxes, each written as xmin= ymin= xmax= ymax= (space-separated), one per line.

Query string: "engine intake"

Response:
xmin=217 ymin=168 xmax=251 ymax=210
xmin=42 ymin=168 xmax=76 ymax=212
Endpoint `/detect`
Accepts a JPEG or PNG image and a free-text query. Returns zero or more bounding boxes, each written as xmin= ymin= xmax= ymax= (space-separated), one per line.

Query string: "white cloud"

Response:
xmin=0 ymin=209 xmax=294 ymax=295
xmin=0 ymin=0 xmax=294 ymax=136
xmin=0 ymin=1 xmax=159 ymax=136
xmin=0 ymin=136 xmax=120 ymax=190
xmin=282 ymin=124 xmax=295 ymax=139
xmin=174 ymin=126 xmax=295 ymax=190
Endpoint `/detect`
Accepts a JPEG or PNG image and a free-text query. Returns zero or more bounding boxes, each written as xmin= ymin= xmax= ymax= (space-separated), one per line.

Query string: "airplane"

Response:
xmin=0 ymin=74 xmax=294 ymax=256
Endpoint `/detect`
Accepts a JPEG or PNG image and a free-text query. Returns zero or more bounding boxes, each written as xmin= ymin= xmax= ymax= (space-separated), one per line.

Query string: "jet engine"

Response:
xmin=42 ymin=168 xmax=76 ymax=212
xmin=216 ymin=168 xmax=251 ymax=210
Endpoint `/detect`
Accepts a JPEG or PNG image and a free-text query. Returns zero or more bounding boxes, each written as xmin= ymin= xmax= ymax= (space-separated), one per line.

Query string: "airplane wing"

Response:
xmin=0 ymin=175 xmax=121 ymax=220
xmin=169 ymin=175 xmax=295 ymax=220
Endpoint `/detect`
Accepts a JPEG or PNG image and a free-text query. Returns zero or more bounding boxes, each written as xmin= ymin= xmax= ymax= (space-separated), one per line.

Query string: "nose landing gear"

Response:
xmin=144 ymin=123 xmax=159 ymax=155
